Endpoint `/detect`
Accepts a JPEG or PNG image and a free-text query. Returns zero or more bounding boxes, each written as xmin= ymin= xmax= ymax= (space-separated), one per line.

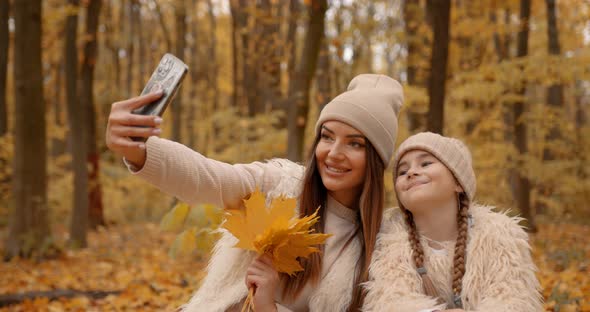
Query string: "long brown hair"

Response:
xmin=399 ymin=191 xmax=470 ymax=308
xmin=280 ymin=133 xmax=385 ymax=311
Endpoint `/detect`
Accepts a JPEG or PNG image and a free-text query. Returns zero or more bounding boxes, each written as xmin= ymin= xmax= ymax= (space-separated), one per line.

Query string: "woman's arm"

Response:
xmin=106 ymin=92 xmax=282 ymax=209
xmin=127 ymin=136 xmax=277 ymax=208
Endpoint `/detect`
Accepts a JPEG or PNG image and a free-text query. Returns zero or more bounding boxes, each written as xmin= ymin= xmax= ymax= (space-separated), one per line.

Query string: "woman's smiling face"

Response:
xmin=395 ymin=149 xmax=462 ymax=212
xmin=315 ymin=120 xmax=367 ymax=207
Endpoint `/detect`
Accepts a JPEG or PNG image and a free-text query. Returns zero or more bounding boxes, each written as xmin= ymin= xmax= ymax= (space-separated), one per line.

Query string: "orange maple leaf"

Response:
xmin=223 ymin=188 xmax=331 ymax=276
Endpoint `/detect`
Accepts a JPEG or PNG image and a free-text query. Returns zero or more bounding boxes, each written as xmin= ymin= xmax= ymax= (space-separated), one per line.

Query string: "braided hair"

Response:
xmin=401 ymin=191 xmax=471 ymax=308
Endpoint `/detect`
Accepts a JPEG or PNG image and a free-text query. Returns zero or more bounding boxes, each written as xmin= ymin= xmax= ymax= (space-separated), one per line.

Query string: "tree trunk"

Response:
xmin=286 ymin=0 xmax=327 ymax=162
xmin=514 ymin=0 xmax=536 ymax=232
xmin=0 ymin=0 xmax=8 ymax=136
xmin=138 ymin=1 xmax=145 ymax=84
xmin=81 ymin=0 xmax=105 ymax=229
xmin=242 ymin=1 xmax=258 ymax=116
xmin=426 ymin=0 xmax=450 ymax=135
xmin=103 ymin=0 xmax=120 ymax=98
xmin=152 ymin=0 xmax=172 ymax=52
xmin=256 ymin=0 xmax=281 ymax=113
xmin=172 ymin=1 xmax=186 ymax=142
xmin=51 ymin=60 xmax=67 ymax=157
xmin=126 ymin=0 xmax=137 ymax=97
xmin=65 ymin=0 xmax=89 ymax=248
xmin=315 ymin=38 xmax=331 ymax=110
xmin=230 ymin=0 xmax=238 ymax=109
xmin=500 ymin=8 xmax=513 ymax=145
xmin=403 ymin=0 xmax=427 ymax=132
xmin=5 ymin=0 xmax=51 ymax=260
xmin=535 ymin=0 xmax=564 ymax=216
xmin=543 ymin=0 xmax=563 ymax=161
xmin=188 ymin=0 xmax=200 ymax=148
xmin=280 ymin=0 xmax=299 ymax=129
xmin=206 ymin=0 xmax=218 ymax=111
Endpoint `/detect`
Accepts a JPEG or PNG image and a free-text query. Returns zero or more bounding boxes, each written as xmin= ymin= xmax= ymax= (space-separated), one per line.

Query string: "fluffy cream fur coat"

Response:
xmin=363 ymin=205 xmax=543 ymax=312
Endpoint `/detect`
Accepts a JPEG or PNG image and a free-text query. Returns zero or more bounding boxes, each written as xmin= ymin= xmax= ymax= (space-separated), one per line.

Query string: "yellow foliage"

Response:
xmin=160 ymin=202 xmax=191 ymax=232
xmin=157 ymin=202 xmax=224 ymax=259
xmin=169 ymin=227 xmax=198 ymax=258
xmin=223 ymin=188 xmax=331 ymax=275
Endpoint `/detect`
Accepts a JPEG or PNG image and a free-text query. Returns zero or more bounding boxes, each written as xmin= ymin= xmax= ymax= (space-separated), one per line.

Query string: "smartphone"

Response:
xmin=131 ymin=53 xmax=188 ymax=141
xmin=133 ymin=53 xmax=188 ymax=116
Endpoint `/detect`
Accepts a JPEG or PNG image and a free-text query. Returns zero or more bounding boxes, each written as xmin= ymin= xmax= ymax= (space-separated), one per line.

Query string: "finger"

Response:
xmin=116 ymin=91 xmax=164 ymax=110
xmin=258 ymin=255 xmax=274 ymax=267
xmin=111 ymin=125 xmax=162 ymax=138
xmin=112 ymin=137 xmax=146 ymax=149
xmin=245 ymin=274 xmax=258 ymax=289
xmin=246 ymin=266 xmax=266 ymax=277
xmin=245 ymin=275 xmax=265 ymax=289
xmin=110 ymin=112 xmax=163 ymax=127
xmin=249 ymin=259 xmax=271 ymax=272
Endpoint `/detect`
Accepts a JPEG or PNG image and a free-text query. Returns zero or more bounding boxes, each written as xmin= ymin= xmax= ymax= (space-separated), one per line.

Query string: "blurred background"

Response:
xmin=0 ymin=0 xmax=588 ymax=310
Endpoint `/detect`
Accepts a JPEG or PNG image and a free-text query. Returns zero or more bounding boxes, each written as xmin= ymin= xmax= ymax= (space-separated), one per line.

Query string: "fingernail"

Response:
xmin=153 ymin=128 xmax=162 ymax=135
xmin=138 ymin=143 xmax=146 ymax=150
xmin=152 ymin=90 xmax=163 ymax=95
xmin=154 ymin=117 xmax=163 ymax=124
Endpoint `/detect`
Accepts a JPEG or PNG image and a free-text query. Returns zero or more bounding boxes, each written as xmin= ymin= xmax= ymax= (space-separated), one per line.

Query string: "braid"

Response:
xmin=401 ymin=207 xmax=439 ymax=298
xmin=451 ymin=192 xmax=470 ymax=307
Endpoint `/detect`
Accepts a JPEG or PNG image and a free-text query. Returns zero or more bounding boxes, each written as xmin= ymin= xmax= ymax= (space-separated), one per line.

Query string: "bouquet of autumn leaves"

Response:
xmin=223 ymin=188 xmax=331 ymax=312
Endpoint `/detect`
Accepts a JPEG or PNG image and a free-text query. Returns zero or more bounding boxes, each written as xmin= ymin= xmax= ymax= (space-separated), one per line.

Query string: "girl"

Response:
xmin=363 ymin=132 xmax=542 ymax=312
xmin=105 ymin=74 xmax=403 ymax=311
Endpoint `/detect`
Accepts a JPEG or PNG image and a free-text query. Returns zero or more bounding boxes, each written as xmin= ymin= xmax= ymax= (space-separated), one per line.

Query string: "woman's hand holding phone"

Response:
xmin=105 ymin=91 xmax=164 ymax=169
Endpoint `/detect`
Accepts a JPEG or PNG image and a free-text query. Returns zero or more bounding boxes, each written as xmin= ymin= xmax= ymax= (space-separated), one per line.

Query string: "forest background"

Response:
xmin=0 ymin=0 xmax=589 ymax=310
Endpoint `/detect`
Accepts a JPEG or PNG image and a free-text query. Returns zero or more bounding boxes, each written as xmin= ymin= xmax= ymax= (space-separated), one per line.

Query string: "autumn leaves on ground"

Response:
xmin=0 ymin=216 xmax=588 ymax=311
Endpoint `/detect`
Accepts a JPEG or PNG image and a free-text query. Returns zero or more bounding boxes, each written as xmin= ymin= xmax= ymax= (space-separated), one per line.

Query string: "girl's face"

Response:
xmin=395 ymin=150 xmax=463 ymax=212
xmin=315 ymin=120 xmax=367 ymax=207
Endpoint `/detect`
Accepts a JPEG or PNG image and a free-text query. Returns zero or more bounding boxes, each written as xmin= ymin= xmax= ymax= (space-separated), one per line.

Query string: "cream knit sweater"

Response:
xmin=127 ymin=137 xmax=361 ymax=311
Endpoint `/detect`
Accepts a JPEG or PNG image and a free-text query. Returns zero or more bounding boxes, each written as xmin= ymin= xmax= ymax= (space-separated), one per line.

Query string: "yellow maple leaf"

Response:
xmin=223 ymin=188 xmax=331 ymax=276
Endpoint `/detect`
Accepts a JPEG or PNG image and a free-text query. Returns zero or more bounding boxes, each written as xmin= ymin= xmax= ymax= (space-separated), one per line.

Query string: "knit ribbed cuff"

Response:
xmin=127 ymin=136 xmax=167 ymax=182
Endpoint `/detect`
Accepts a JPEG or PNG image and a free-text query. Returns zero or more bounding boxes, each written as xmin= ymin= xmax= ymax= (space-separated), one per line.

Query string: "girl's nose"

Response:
xmin=406 ymin=166 xmax=419 ymax=178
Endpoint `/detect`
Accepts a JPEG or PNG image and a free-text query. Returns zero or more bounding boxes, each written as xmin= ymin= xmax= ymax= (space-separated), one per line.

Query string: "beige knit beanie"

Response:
xmin=393 ymin=132 xmax=476 ymax=201
xmin=314 ymin=74 xmax=403 ymax=166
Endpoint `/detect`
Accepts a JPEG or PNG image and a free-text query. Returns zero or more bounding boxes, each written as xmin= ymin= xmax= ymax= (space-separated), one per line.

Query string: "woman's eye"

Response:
xmin=320 ymin=133 xmax=332 ymax=140
xmin=350 ymin=141 xmax=364 ymax=148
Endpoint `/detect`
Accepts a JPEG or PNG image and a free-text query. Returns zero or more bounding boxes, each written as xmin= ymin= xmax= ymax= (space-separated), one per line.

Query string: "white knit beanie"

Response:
xmin=314 ymin=74 xmax=404 ymax=166
xmin=393 ymin=132 xmax=476 ymax=201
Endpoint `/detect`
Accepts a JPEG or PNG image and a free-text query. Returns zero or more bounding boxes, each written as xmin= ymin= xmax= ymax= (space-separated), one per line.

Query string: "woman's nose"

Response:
xmin=327 ymin=142 xmax=345 ymax=159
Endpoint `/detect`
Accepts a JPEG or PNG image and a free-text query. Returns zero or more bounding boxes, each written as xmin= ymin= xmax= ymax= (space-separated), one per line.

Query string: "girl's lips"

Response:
xmin=406 ymin=180 xmax=428 ymax=191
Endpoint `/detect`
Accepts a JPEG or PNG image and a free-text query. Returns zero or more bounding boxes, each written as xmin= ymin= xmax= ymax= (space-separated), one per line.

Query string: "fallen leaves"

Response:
xmin=0 ymin=223 xmax=205 ymax=311
xmin=530 ymin=221 xmax=590 ymax=311
xmin=0 ymin=216 xmax=588 ymax=311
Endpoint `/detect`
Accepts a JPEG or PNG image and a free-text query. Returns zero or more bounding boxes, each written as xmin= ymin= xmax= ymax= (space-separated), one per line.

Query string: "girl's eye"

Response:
xmin=421 ymin=161 xmax=432 ymax=167
xmin=398 ymin=169 xmax=407 ymax=176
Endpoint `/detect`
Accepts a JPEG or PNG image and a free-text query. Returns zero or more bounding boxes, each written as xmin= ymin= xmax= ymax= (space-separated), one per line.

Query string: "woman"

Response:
xmin=363 ymin=132 xmax=542 ymax=312
xmin=106 ymin=74 xmax=403 ymax=311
